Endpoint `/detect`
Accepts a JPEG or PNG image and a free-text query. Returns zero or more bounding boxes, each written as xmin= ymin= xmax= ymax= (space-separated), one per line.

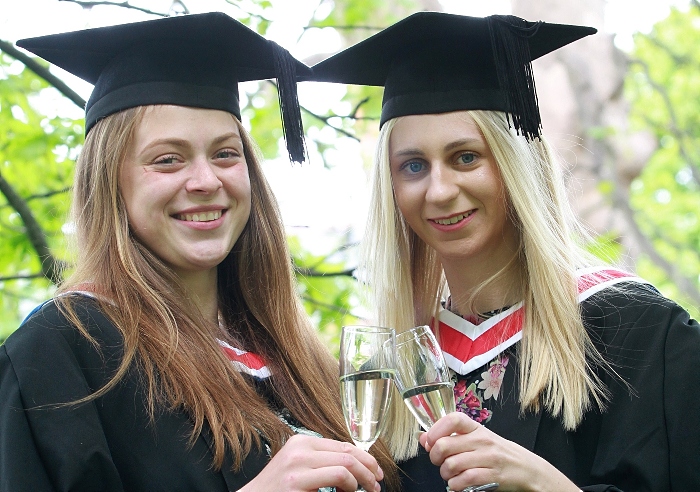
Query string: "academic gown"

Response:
xmin=398 ymin=282 xmax=700 ymax=491
xmin=0 ymin=296 xmax=303 ymax=491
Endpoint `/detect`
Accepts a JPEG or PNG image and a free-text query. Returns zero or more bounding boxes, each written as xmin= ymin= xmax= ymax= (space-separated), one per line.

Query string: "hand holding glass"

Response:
xmin=339 ymin=325 xmax=395 ymax=452
xmin=395 ymin=326 xmax=498 ymax=492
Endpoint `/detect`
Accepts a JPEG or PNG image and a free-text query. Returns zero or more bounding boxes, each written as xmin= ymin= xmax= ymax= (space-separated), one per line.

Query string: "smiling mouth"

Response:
xmin=175 ymin=210 xmax=224 ymax=222
xmin=432 ymin=210 xmax=474 ymax=226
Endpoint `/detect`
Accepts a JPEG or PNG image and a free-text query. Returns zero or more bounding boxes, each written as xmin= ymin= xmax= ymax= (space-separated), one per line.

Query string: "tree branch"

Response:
xmin=0 ymin=187 xmax=72 ymax=213
xmin=0 ymin=272 xmax=48 ymax=282
xmin=630 ymin=58 xmax=700 ymax=186
xmin=303 ymin=107 xmax=360 ymax=140
xmin=302 ymin=294 xmax=356 ymax=315
xmin=56 ymin=0 xmax=174 ymax=16
xmin=223 ymin=0 xmax=273 ymax=23
xmin=302 ymin=24 xmax=384 ymax=32
xmin=609 ymin=170 xmax=700 ymax=305
xmin=295 ymin=266 xmax=356 ymax=278
xmin=0 ymin=39 xmax=86 ymax=109
xmin=0 ymin=171 xmax=64 ymax=284
xmin=264 ymin=79 xmax=362 ymax=140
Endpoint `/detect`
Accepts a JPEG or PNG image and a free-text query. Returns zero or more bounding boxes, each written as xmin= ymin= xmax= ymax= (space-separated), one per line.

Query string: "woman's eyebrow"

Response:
xmin=211 ymin=132 xmax=243 ymax=145
xmin=443 ymin=138 xmax=481 ymax=153
xmin=392 ymin=147 xmax=425 ymax=158
xmin=392 ymin=137 xmax=482 ymax=158
xmin=138 ymin=132 xmax=243 ymax=154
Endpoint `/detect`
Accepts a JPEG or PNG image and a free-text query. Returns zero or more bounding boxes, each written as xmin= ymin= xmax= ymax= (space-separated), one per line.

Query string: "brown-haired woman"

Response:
xmin=0 ymin=13 xmax=398 ymax=492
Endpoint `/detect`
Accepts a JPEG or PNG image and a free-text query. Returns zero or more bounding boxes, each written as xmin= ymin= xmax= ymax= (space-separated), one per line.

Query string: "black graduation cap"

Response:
xmin=17 ymin=12 xmax=309 ymax=162
xmin=308 ymin=12 xmax=596 ymax=139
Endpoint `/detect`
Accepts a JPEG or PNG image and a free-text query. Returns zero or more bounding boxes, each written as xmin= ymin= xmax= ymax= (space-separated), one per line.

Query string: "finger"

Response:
xmin=284 ymin=465 xmax=360 ymax=492
xmin=445 ymin=467 xmax=493 ymax=492
xmin=272 ymin=439 xmax=382 ymax=491
xmin=310 ymin=449 xmax=382 ymax=489
xmin=281 ymin=440 xmax=381 ymax=489
xmin=329 ymin=440 xmax=383 ymax=481
xmin=313 ymin=465 xmax=380 ymax=492
xmin=291 ymin=436 xmax=382 ymax=481
xmin=418 ymin=431 xmax=431 ymax=451
xmin=426 ymin=411 xmax=481 ymax=445
xmin=427 ymin=429 xmax=493 ymax=470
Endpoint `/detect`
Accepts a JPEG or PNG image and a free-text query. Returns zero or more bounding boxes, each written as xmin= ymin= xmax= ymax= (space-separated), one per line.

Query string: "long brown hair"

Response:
xmin=58 ymin=106 xmax=398 ymax=488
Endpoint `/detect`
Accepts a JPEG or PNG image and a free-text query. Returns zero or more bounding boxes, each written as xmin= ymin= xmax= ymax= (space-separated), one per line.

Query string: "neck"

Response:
xmin=441 ymin=252 xmax=523 ymax=318
xmin=176 ymin=267 xmax=219 ymax=327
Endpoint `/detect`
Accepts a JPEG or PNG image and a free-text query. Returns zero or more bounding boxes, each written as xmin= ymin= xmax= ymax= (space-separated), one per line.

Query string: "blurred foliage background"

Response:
xmin=1 ymin=0 xmax=699 ymax=349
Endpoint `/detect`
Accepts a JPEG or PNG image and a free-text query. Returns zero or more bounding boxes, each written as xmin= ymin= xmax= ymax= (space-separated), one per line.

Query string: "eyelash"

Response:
xmin=153 ymin=155 xmax=179 ymax=165
xmin=398 ymin=151 xmax=478 ymax=174
xmin=401 ymin=160 xmax=426 ymax=174
xmin=215 ymin=149 xmax=240 ymax=159
xmin=151 ymin=148 xmax=240 ymax=165
xmin=458 ymin=152 xmax=477 ymax=165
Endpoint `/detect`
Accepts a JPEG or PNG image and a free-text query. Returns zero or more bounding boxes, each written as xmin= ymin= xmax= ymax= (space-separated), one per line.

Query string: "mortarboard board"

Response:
xmin=307 ymin=12 xmax=596 ymax=140
xmin=17 ymin=12 xmax=309 ymax=162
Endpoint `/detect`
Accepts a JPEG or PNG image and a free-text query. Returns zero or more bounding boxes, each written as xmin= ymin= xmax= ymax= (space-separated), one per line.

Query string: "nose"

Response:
xmin=185 ymin=157 xmax=222 ymax=194
xmin=425 ymin=163 xmax=459 ymax=205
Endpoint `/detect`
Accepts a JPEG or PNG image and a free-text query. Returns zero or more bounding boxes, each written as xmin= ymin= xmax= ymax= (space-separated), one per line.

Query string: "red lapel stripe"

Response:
xmin=437 ymin=267 xmax=648 ymax=375
xmin=217 ymin=339 xmax=271 ymax=379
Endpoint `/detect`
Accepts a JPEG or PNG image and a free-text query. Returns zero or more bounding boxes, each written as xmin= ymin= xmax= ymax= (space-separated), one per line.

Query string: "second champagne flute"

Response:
xmin=395 ymin=326 xmax=499 ymax=492
xmin=339 ymin=325 xmax=396 ymax=452
xmin=394 ymin=324 xmax=455 ymax=431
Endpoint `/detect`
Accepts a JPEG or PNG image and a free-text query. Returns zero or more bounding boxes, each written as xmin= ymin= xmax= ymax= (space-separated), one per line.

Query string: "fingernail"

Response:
xmin=414 ymin=431 xmax=425 ymax=440
xmin=374 ymin=482 xmax=381 ymax=492
xmin=377 ymin=465 xmax=384 ymax=479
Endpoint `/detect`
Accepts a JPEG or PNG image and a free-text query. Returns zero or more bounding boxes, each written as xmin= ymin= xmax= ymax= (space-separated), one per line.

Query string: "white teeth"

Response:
xmin=434 ymin=212 xmax=471 ymax=226
xmin=178 ymin=210 xmax=222 ymax=222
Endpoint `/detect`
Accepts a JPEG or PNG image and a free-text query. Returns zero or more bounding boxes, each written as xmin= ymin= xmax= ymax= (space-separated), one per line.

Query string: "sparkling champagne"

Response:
xmin=340 ymin=369 xmax=394 ymax=451
xmin=401 ymin=381 xmax=455 ymax=431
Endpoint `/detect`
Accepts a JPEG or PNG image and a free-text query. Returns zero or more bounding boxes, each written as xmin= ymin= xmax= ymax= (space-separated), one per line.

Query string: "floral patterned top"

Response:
xmin=452 ymin=348 xmax=514 ymax=425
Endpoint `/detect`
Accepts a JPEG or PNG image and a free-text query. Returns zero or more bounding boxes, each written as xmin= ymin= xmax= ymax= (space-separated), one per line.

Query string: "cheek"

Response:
xmin=392 ymin=178 xmax=414 ymax=212
xmin=392 ymin=186 xmax=412 ymax=222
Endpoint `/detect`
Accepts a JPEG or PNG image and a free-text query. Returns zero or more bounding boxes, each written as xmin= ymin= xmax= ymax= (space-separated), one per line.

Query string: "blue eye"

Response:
xmin=403 ymin=161 xmax=425 ymax=174
xmin=215 ymin=150 xmax=238 ymax=159
xmin=458 ymin=153 xmax=476 ymax=165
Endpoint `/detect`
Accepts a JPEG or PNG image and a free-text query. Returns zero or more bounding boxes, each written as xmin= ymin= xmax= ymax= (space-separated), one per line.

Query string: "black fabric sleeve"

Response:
xmin=0 ymin=345 xmax=56 ymax=492
xmin=580 ymin=487 xmax=622 ymax=492
xmin=397 ymin=445 xmax=446 ymax=491
xmin=0 ymin=301 xmax=125 ymax=492
xmin=577 ymin=284 xmax=700 ymax=491
xmin=663 ymin=303 xmax=700 ymax=489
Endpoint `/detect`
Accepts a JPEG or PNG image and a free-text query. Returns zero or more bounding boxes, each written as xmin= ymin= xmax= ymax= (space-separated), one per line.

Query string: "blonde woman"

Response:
xmin=309 ymin=12 xmax=700 ymax=492
xmin=0 ymin=13 xmax=399 ymax=492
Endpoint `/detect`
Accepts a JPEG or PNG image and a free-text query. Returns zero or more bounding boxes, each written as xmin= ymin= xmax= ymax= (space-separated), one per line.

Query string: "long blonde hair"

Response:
xmin=361 ymin=110 xmax=610 ymax=460
xmin=57 ymin=106 xmax=399 ymax=488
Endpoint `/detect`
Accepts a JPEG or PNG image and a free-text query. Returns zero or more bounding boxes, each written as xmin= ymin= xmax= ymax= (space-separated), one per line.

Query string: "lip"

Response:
xmin=174 ymin=205 xmax=228 ymax=215
xmin=428 ymin=210 xmax=476 ymax=232
xmin=172 ymin=206 xmax=228 ymax=230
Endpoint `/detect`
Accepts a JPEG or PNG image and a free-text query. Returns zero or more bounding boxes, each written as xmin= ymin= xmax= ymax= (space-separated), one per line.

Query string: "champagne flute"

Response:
xmin=394 ymin=325 xmax=455 ymax=431
xmin=339 ymin=325 xmax=396 ymax=452
xmin=395 ymin=326 xmax=499 ymax=492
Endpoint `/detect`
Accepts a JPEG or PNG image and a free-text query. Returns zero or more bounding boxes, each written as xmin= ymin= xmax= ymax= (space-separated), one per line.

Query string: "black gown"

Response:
xmin=398 ymin=282 xmax=700 ymax=491
xmin=0 ymin=295 xmax=331 ymax=491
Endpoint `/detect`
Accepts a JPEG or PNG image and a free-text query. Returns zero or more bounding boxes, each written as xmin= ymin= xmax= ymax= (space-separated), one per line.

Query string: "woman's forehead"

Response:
xmin=389 ymin=112 xmax=485 ymax=151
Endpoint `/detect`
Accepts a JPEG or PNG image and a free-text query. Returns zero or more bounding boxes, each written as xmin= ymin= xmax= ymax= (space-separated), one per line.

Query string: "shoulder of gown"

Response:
xmin=0 ymin=296 xmax=269 ymax=492
xmin=574 ymin=281 xmax=700 ymax=490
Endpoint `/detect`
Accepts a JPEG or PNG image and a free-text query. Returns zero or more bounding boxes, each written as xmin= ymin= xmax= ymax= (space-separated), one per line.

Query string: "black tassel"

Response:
xmin=488 ymin=15 xmax=543 ymax=140
xmin=271 ymin=41 xmax=307 ymax=163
